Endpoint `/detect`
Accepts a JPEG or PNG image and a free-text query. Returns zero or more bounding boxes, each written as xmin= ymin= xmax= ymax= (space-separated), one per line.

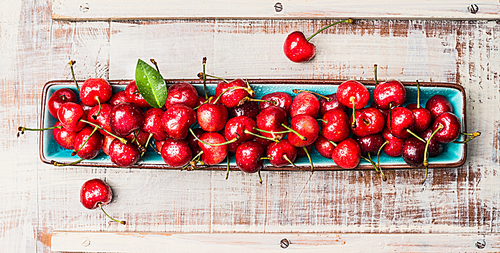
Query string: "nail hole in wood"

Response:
xmin=468 ymin=4 xmax=479 ymax=14
xmin=274 ymin=2 xmax=283 ymax=12
xmin=80 ymin=3 xmax=90 ymax=13
xmin=475 ymin=239 xmax=486 ymax=249
xmin=280 ymin=238 xmax=290 ymax=249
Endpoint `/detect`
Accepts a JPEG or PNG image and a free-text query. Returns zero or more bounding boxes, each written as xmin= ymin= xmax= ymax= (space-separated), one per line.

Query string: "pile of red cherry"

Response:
xmin=19 ymin=67 xmax=480 ymax=183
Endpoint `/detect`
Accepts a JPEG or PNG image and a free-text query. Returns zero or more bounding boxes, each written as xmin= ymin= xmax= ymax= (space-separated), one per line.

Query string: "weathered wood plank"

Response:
xmin=51 ymin=231 xmax=500 ymax=252
xmin=51 ymin=0 xmax=500 ymax=21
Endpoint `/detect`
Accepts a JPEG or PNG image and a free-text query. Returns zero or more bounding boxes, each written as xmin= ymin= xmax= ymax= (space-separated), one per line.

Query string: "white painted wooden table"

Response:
xmin=1 ymin=0 xmax=500 ymax=252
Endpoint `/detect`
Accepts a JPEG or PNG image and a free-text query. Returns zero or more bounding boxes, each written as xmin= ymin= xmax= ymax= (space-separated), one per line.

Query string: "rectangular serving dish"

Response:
xmin=40 ymin=79 xmax=466 ymax=170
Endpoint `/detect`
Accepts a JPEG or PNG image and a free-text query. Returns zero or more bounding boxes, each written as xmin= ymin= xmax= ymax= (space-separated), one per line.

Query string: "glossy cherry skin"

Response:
xmin=432 ymin=112 xmax=461 ymax=143
xmin=350 ymin=107 xmax=385 ymax=137
xmin=288 ymin=114 xmax=319 ymax=148
xmin=48 ymin=88 xmax=77 ymax=118
xmin=80 ymin=178 xmax=113 ymax=210
xmin=235 ymin=141 xmax=264 ymax=173
xmin=321 ymin=108 xmax=350 ymax=143
xmin=382 ymin=128 xmax=405 ymax=157
xmin=102 ymin=135 xmax=116 ymax=156
xmin=283 ymin=31 xmax=316 ymax=63
xmin=256 ymin=106 xmax=288 ymax=141
xmin=410 ymin=107 xmax=432 ymax=133
xmin=73 ymin=126 xmax=104 ymax=160
xmin=108 ymin=90 xmax=130 ymax=106
xmin=387 ymin=106 xmax=415 ymax=139
xmin=126 ymin=129 xmax=149 ymax=147
xmin=143 ymin=108 xmax=168 ymax=141
xmin=215 ymin=79 xmax=252 ymax=108
xmin=425 ymin=94 xmax=453 ymax=119
xmin=124 ymin=80 xmax=150 ymax=108
xmin=109 ymin=103 xmax=145 ymax=138
xmin=332 ymin=138 xmax=361 ymax=169
xmin=109 ymin=139 xmax=141 ymax=166
xmin=319 ymin=93 xmax=346 ymax=117
xmin=290 ymin=92 xmax=320 ymax=118
xmin=336 ymin=80 xmax=370 ymax=109
xmin=80 ymin=78 xmax=113 ymax=107
xmin=197 ymin=103 xmax=228 ymax=132
xmin=314 ymin=135 xmax=335 ymax=159
xmin=420 ymin=128 xmax=444 ymax=157
xmin=355 ymin=133 xmax=385 ymax=157
xmin=228 ymin=101 xmax=260 ymax=120
xmin=402 ymin=137 xmax=426 ymax=167
xmin=57 ymin=102 xmax=87 ymax=132
xmin=162 ymin=104 xmax=197 ymax=140
xmin=266 ymin=139 xmax=297 ymax=167
xmin=88 ymin=103 xmax=113 ymax=136
xmin=161 ymin=138 xmax=193 ymax=168
xmin=198 ymin=132 xmax=228 ymax=165
xmin=259 ymin=92 xmax=293 ymax=114
xmin=187 ymin=128 xmax=204 ymax=155
xmin=52 ymin=121 xmax=77 ymax=150
xmin=373 ymin=80 xmax=406 ymax=110
xmin=165 ymin=82 xmax=199 ymax=109
xmin=224 ymin=116 xmax=257 ymax=145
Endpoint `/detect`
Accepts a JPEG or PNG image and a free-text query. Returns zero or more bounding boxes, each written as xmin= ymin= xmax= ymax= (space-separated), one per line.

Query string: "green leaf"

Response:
xmin=135 ymin=59 xmax=167 ymax=108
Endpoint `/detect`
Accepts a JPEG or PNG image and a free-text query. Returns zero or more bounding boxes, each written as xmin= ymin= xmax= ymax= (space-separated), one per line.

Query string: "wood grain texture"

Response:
xmin=51 ymin=0 xmax=500 ymax=20
xmin=1 ymin=0 xmax=500 ymax=252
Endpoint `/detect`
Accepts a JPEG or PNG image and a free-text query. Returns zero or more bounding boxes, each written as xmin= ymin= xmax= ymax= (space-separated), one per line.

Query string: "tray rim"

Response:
xmin=39 ymin=79 xmax=467 ymax=171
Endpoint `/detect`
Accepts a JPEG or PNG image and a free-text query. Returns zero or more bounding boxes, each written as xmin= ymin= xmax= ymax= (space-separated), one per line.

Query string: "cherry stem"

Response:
xmin=281 ymin=123 xmax=307 ymax=141
xmin=350 ymin=97 xmax=357 ymax=128
xmin=80 ymin=119 xmax=128 ymax=144
xmin=362 ymin=153 xmax=379 ymax=173
xmin=225 ymin=156 xmax=230 ymax=180
xmin=150 ymin=59 xmax=160 ymax=73
xmin=193 ymin=97 xmax=213 ymax=110
xmin=254 ymin=127 xmax=290 ymax=135
xmin=17 ymin=125 xmax=62 ymax=137
xmin=238 ymin=97 xmax=276 ymax=107
xmin=258 ymin=171 xmax=263 ymax=184
xmin=245 ymin=129 xmax=279 ymax=143
xmin=377 ymin=140 xmax=389 ymax=171
xmin=283 ymin=154 xmax=298 ymax=169
xmin=416 ymin=80 xmax=421 ymax=108
xmin=292 ymin=89 xmax=331 ymax=101
xmin=454 ymin=131 xmax=481 ymax=144
xmin=374 ymin=64 xmax=378 ymax=85
xmin=183 ymin=151 xmax=204 ymax=170
xmin=98 ymin=203 xmax=126 ymax=225
xmin=52 ymin=157 xmax=84 ymax=166
xmin=213 ymin=86 xmax=249 ymax=104
xmin=189 ymin=128 xmax=239 ymax=146
xmin=306 ymin=18 xmax=354 ymax=41
xmin=91 ymin=96 xmax=102 ymax=120
xmin=422 ymin=166 xmax=428 ymax=185
xmin=202 ymin=57 xmax=208 ymax=100
xmin=406 ymin=129 xmax=426 ymax=143
xmin=302 ymin=146 xmax=314 ymax=172
xmin=72 ymin=126 xmax=99 ymax=156
xmin=423 ymin=124 xmax=443 ymax=167
xmin=69 ymin=60 xmax=80 ymax=92
xmin=141 ymin=133 xmax=154 ymax=157
xmin=151 ymin=141 xmax=160 ymax=155
xmin=367 ymin=153 xmax=386 ymax=181
xmin=317 ymin=118 xmax=327 ymax=123
xmin=198 ymin=73 xmax=229 ymax=83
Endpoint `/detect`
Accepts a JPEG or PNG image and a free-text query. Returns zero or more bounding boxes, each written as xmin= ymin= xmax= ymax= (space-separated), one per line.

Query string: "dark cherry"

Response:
xmin=125 ymin=80 xmax=150 ymax=108
xmin=109 ymin=139 xmax=141 ymax=166
xmin=314 ymin=135 xmax=336 ymax=159
xmin=420 ymin=128 xmax=444 ymax=157
xmin=80 ymin=78 xmax=113 ymax=106
xmin=161 ymin=138 xmax=193 ymax=168
xmin=355 ymin=133 xmax=385 ymax=157
xmin=235 ymin=141 xmax=264 ymax=173
xmin=296 ymin=143 xmax=313 ymax=157
xmin=425 ymin=94 xmax=453 ymax=119
xmin=402 ymin=137 xmax=426 ymax=167
xmin=48 ymin=88 xmax=77 ymax=118
xmin=228 ymin=101 xmax=259 ymax=119
xmin=187 ymin=128 xmax=205 ymax=155
xmin=319 ymin=93 xmax=346 ymax=117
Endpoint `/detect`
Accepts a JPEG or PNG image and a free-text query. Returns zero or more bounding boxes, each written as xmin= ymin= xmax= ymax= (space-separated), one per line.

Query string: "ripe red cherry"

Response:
xmin=336 ymin=80 xmax=370 ymax=110
xmin=57 ymin=102 xmax=87 ymax=132
xmin=109 ymin=139 xmax=141 ymax=166
xmin=88 ymin=103 xmax=113 ymax=136
xmin=109 ymin=103 xmax=145 ymax=137
xmin=287 ymin=114 xmax=319 ymax=148
xmin=283 ymin=31 xmax=316 ymax=63
xmin=73 ymin=126 xmax=104 ymax=160
xmin=402 ymin=137 xmax=426 ymax=167
xmin=125 ymin=80 xmax=150 ymax=108
xmin=290 ymin=92 xmax=320 ymax=118
xmin=259 ymin=92 xmax=293 ymax=114
xmin=198 ymin=132 xmax=228 ymax=165
xmin=332 ymin=138 xmax=361 ymax=169
xmin=409 ymin=107 xmax=432 ymax=133
xmin=80 ymin=78 xmax=113 ymax=106
xmin=215 ymin=79 xmax=254 ymax=108
xmin=350 ymin=107 xmax=385 ymax=137
xmin=102 ymin=135 xmax=115 ymax=156
xmin=52 ymin=121 xmax=77 ymax=150
xmin=432 ymin=112 xmax=461 ymax=143
xmin=223 ymin=116 xmax=257 ymax=145
xmin=256 ymin=106 xmax=288 ymax=141
xmin=266 ymin=139 xmax=297 ymax=167
xmin=143 ymin=108 xmax=168 ymax=141
xmin=80 ymin=178 xmax=125 ymax=225
xmin=162 ymin=104 xmax=197 ymax=140
xmin=165 ymin=82 xmax=199 ymax=108
xmin=187 ymin=128 xmax=204 ymax=155
xmin=319 ymin=93 xmax=346 ymax=117
xmin=161 ymin=138 xmax=193 ymax=168
xmin=382 ymin=128 xmax=405 ymax=157
xmin=235 ymin=141 xmax=264 ymax=173
xmin=425 ymin=94 xmax=453 ymax=119
xmin=387 ymin=107 xmax=415 ymax=139
xmin=108 ymin=90 xmax=129 ymax=106
xmin=314 ymin=135 xmax=336 ymax=159
xmin=197 ymin=103 xmax=228 ymax=132
xmin=320 ymin=108 xmax=350 ymax=143
xmin=48 ymin=88 xmax=77 ymax=118
xmin=373 ymin=80 xmax=406 ymax=110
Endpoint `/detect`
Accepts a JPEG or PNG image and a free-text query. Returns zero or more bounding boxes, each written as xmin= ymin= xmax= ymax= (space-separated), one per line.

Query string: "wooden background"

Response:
xmin=1 ymin=0 xmax=500 ymax=252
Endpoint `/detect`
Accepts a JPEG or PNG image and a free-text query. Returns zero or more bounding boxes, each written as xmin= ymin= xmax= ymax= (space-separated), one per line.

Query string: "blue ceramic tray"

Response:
xmin=40 ymin=79 xmax=466 ymax=170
